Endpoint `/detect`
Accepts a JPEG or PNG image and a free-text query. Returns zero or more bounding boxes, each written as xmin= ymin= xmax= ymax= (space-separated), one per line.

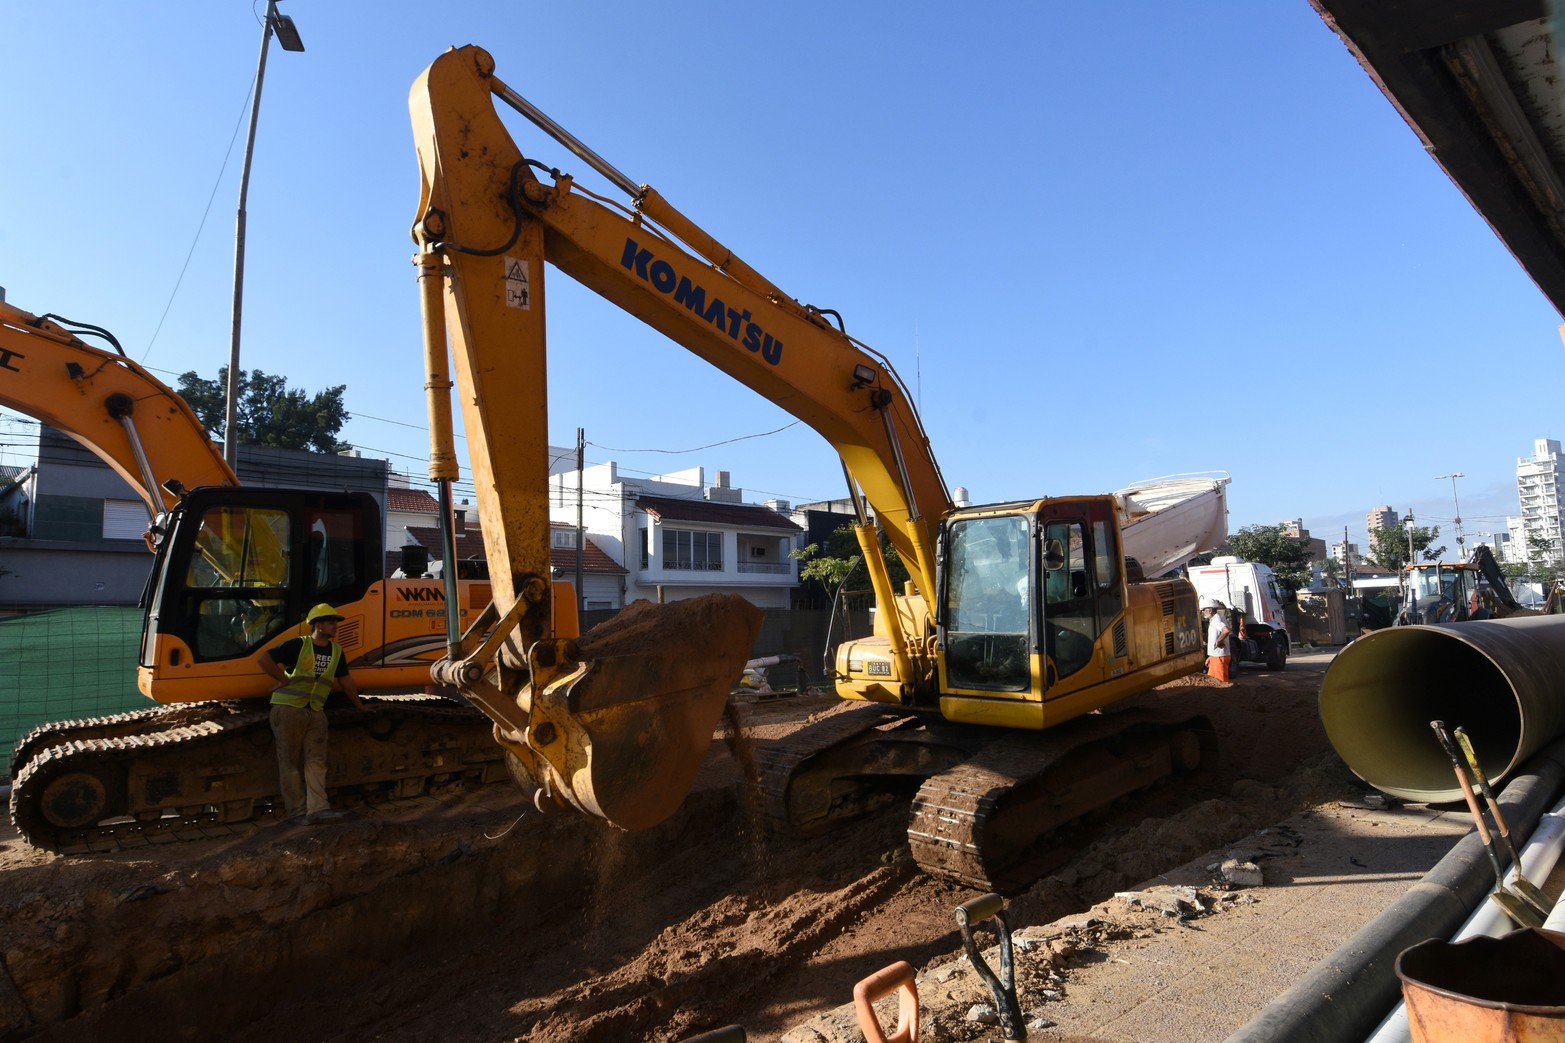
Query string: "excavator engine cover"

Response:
xmin=517 ymin=594 xmax=762 ymax=831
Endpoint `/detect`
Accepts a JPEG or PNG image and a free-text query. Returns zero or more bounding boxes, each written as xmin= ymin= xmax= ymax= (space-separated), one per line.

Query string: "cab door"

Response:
xmin=1039 ymin=498 xmax=1123 ymax=693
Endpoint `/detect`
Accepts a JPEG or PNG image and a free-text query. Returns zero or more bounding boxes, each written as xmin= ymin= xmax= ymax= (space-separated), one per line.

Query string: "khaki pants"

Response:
xmin=270 ymin=703 xmax=330 ymax=817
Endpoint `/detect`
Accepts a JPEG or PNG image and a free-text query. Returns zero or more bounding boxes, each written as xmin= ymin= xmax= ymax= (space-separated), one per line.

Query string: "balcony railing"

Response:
xmin=738 ymin=562 xmax=792 ymax=575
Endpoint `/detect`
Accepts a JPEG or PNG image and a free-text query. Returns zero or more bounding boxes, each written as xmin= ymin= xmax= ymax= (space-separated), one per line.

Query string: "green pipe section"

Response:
xmin=1320 ymin=616 xmax=1565 ymax=802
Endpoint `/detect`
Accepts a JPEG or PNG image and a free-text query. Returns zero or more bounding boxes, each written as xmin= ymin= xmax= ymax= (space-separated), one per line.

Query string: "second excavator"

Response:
xmin=408 ymin=45 xmax=1228 ymax=890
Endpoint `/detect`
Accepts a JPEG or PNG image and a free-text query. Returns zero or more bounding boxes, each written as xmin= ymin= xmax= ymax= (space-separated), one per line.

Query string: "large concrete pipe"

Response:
xmin=1319 ymin=616 xmax=1565 ymax=802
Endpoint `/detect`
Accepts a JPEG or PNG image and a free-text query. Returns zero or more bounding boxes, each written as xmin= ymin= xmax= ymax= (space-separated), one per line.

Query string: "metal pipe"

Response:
xmin=487 ymin=75 xmax=640 ymax=200
xmin=1319 ymin=616 xmax=1565 ymax=802
xmin=105 ymin=396 xmax=161 ymax=522
xmin=413 ymin=248 xmax=463 ymax=657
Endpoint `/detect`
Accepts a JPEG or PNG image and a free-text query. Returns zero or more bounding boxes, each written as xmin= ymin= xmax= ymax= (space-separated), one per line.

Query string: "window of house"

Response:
xmin=663 ymin=529 xmax=722 ymax=571
xmin=551 ymin=529 xmax=579 ymax=549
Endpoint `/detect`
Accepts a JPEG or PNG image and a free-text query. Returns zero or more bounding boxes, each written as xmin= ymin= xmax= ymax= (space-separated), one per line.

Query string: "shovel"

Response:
xmin=1429 ymin=721 xmax=1545 ymax=928
xmin=1453 ymin=726 xmax=1552 ymax=914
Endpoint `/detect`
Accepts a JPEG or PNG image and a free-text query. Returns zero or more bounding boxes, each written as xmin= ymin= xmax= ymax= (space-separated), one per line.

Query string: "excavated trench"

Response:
xmin=0 ymin=663 xmax=1346 ymax=1042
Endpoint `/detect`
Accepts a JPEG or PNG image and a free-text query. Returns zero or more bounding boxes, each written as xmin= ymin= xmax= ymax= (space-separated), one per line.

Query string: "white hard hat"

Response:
xmin=1201 ymin=598 xmax=1225 ymax=611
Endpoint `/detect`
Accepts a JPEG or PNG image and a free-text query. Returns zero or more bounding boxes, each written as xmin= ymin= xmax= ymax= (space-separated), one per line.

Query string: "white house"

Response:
xmin=549 ymin=461 xmax=800 ymax=609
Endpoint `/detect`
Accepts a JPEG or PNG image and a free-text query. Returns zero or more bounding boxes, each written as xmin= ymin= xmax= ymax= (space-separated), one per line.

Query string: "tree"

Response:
xmin=1525 ymin=532 xmax=1564 ymax=584
xmin=176 ymin=367 xmax=351 ymax=454
xmin=790 ymin=523 xmax=909 ymax=593
xmin=0 ymin=474 xmax=21 ymax=578
xmin=1366 ymin=524 xmax=1442 ymax=573
xmin=1320 ymin=557 xmax=1341 ymax=586
xmin=1224 ymin=524 xmax=1314 ymax=592
xmin=0 ymin=474 xmax=22 ymax=539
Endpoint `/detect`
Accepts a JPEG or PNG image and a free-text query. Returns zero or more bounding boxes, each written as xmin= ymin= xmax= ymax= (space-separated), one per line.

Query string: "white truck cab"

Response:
xmin=1186 ymin=556 xmax=1292 ymax=670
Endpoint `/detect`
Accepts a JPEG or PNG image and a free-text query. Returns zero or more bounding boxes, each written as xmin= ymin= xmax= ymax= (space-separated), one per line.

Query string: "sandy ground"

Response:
xmin=0 ymin=652 xmax=1361 ymax=1042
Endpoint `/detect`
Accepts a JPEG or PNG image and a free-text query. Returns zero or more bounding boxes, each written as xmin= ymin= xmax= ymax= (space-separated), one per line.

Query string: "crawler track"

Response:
xmin=9 ymin=696 xmax=507 ymax=852
xmin=753 ymin=703 xmax=1217 ymax=892
xmin=907 ymin=709 xmax=1217 ymax=891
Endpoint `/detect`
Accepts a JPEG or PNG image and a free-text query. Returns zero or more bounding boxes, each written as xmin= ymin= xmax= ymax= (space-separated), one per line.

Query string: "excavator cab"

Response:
xmin=938 ymin=498 xmax=1131 ymax=699
xmin=1399 ymin=563 xmax=1473 ymax=625
xmin=139 ymin=486 xmax=382 ymax=696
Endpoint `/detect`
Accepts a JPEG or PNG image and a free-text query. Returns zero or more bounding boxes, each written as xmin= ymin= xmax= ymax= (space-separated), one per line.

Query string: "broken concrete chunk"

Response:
xmin=1115 ymin=885 xmax=1207 ymax=918
xmin=965 ymin=1003 xmax=999 ymax=1025
xmin=1216 ymin=858 xmax=1264 ymax=888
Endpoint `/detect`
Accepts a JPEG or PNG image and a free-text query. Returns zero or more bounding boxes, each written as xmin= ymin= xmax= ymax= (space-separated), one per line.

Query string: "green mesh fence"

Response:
xmin=1 ymin=606 xmax=147 ymax=758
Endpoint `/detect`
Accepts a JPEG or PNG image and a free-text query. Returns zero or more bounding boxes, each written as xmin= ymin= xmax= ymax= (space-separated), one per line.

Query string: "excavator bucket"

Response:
xmin=517 ymin=594 xmax=762 ymax=831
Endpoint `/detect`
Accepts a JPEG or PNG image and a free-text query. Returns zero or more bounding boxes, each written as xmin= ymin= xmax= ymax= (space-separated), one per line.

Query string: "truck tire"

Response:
xmin=1265 ymin=635 xmax=1288 ymax=671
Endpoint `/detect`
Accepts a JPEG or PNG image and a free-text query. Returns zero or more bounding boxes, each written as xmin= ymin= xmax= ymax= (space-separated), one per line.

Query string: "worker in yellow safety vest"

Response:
xmin=256 ymin=603 xmax=367 ymax=825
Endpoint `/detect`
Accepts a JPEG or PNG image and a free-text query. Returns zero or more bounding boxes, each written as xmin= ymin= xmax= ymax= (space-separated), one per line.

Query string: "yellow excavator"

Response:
xmin=1 ymin=298 xmax=762 ymax=847
xmin=408 ymin=46 xmax=1219 ymax=889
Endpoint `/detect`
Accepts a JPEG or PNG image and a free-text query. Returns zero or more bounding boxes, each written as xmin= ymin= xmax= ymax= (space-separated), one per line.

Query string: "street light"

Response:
xmin=1434 ymin=472 xmax=1465 ymax=557
xmin=1403 ymin=508 xmax=1416 ymax=563
xmin=224 ymin=1 xmax=305 ymax=468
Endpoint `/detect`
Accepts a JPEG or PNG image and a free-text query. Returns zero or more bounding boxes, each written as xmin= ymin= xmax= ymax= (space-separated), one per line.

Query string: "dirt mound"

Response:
xmin=0 ymin=657 xmax=1344 ymax=1042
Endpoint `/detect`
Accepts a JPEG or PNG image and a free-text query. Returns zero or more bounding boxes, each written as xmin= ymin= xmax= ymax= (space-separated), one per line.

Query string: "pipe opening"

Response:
xmin=1321 ymin=627 xmax=1521 ymax=802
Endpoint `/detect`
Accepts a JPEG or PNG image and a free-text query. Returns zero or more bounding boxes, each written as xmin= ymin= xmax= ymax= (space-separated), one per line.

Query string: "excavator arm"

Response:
xmin=409 ymin=45 xmax=949 ymax=612
xmin=411 ymin=46 xmax=909 ymax=830
xmin=0 ymin=300 xmax=237 ymax=519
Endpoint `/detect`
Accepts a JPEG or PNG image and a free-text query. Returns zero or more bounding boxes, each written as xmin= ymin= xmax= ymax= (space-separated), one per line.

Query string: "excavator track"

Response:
xmin=9 ymin=696 xmax=506 ymax=853
xmin=755 ymin=704 xmax=970 ymax=835
xmin=9 ymin=704 xmax=243 ymax=779
xmin=755 ymin=704 xmax=1216 ymax=892
xmin=907 ymin=709 xmax=1217 ymax=891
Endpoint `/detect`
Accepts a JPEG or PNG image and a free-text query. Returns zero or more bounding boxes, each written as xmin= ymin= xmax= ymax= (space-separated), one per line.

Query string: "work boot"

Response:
xmin=306 ymin=809 xmax=348 ymax=823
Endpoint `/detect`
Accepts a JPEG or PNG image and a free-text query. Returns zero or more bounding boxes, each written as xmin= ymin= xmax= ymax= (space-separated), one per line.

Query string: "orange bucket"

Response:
xmin=1397 ymin=928 xmax=1565 ymax=1042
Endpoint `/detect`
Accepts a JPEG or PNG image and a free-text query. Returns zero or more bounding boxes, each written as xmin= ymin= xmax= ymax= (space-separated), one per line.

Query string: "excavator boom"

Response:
xmin=0 ymin=300 xmax=237 ymax=514
xmin=411 ymin=47 xmax=765 ymax=831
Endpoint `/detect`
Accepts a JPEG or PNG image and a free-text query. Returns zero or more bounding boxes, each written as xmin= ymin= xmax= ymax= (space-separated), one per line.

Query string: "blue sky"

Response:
xmin=3 ymin=1 xmax=1561 ymax=556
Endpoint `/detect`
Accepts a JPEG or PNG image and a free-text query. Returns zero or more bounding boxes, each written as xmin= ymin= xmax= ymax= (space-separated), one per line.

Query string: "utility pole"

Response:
xmin=225 ymin=1 xmax=305 ymax=467
xmin=1343 ymin=525 xmax=1353 ymax=594
xmin=1435 ymin=472 xmax=1465 ymax=558
xmin=575 ymin=427 xmax=585 ymax=622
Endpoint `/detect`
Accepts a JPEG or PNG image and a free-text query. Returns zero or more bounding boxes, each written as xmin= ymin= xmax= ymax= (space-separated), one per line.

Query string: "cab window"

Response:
xmin=943 ymin=515 xmax=1030 ymax=692
xmin=183 ymin=505 xmax=291 ymax=659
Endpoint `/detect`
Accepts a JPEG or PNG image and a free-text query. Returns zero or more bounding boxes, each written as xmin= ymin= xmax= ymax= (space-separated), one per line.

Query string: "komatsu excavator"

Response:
xmin=407 ymin=46 xmax=1221 ymax=889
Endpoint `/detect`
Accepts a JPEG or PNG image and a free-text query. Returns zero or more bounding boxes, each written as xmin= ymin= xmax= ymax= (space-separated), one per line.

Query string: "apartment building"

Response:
xmin=1365 ymin=505 xmax=1397 ymax=537
xmin=1515 ymin=438 xmax=1565 ymax=570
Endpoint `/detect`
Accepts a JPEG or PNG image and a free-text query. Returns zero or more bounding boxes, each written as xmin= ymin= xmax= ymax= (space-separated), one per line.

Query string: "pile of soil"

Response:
xmin=0 ymin=655 xmax=1353 ymax=1042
